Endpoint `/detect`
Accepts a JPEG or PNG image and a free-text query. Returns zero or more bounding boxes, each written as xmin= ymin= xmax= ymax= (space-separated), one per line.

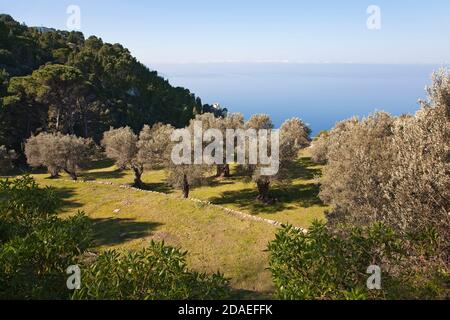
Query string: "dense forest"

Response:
xmin=0 ymin=14 xmax=225 ymax=161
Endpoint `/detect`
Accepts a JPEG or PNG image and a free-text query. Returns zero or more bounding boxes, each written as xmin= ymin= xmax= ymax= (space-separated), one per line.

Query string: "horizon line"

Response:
xmin=146 ymin=60 xmax=449 ymax=66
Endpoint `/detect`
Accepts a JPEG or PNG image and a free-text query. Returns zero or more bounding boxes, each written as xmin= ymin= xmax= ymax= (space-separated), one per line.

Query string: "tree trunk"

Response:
xmin=79 ymin=98 xmax=89 ymax=138
xmin=26 ymin=106 xmax=31 ymax=138
xmin=182 ymin=174 xmax=190 ymax=198
xmin=56 ymin=108 xmax=61 ymax=131
xmin=216 ymin=164 xmax=230 ymax=178
xmin=256 ymin=180 xmax=273 ymax=204
xmin=68 ymin=110 xmax=75 ymax=135
xmin=133 ymin=166 xmax=143 ymax=189
xmin=49 ymin=171 xmax=60 ymax=179
xmin=64 ymin=169 xmax=77 ymax=181
xmin=83 ymin=113 xmax=88 ymax=138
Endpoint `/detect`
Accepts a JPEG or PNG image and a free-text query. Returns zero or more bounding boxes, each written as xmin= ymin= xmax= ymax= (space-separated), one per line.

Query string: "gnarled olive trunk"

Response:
xmin=216 ymin=164 xmax=230 ymax=178
xmin=132 ymin=166 xmax=144 ymax=189
xmin=49 ymin=172 xmax=60 ymax=179
xmin=256 ymin=180 xmax=276 ymax=204
xmin=48 ymin=166 xmax=60 ymax=179
xmin=64 ymin=169 xmax=77 ymax=181
xmin=182 ymin=174 xmax=190 ymax=198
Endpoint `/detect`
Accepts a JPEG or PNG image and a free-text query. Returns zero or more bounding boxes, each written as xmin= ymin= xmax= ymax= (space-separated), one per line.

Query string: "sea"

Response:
xmin=151 ymin=63 xmax=445 ymax=135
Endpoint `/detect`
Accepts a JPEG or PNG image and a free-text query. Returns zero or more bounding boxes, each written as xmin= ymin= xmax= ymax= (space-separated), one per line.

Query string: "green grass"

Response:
xmin=29 ymin=150 xmax=328 ymax=229
xmin=2 ymin=149 xmax=329 ymax=298
xmin=190 ymin=155 xmax=328 ymax=228
xmin=26 ymin=178 xmax=277 ymax=298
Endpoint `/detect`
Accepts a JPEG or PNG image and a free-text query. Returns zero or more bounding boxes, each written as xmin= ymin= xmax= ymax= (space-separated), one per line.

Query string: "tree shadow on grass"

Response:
xmin=274 ymin=183 xmax=325 ymax=208
xmin=210 ymin=187 xmax=293 ymax=214
xmin=203 ymin=177 xmax=235 ymax=188
xmin=90 ymin=217 xmax=163 ymax=247
xmin=79 ymin=159 xmax=127 ymax=181
xmin=287 ymin=157 xmax=322 ymax=180
xmin=52 ymin=186 xmax=83 ymax=212
xmin=210 ymin=183 xmax=324 ymax=215
xmin=85 ymin=159 xmax=116 ymax=171
xmin=209 ymin=157 xmax=325 ymax=215
xmin=82 ymin=169 xmax=126 ymax=181
xmin=141 ymin=182 xmax=174 ymax=194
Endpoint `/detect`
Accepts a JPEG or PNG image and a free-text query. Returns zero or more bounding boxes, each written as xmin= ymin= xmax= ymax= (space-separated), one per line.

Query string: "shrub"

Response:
xmin=73 ymin=241 xmax=231 ymax=300
xmin=0 ymin=176 xmax=92 ymax=299
xmin=268 ymin=222 xmax=448 ymax=300
xmin=0 ymin=175 xmax=61 ymax=240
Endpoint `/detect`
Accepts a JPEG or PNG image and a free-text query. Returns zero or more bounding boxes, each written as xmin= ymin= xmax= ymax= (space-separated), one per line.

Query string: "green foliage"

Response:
xmin=202 ymin=103 xmax=228 ymax=118
xmin=25 ymin=132 xmax=95 ymax=180
xmin=0 ymin=14 xmax=204 ymax=158
xmin=0 ymin=175 xmax=92 ymax=299
xmin=0 ymin=175 xmax=231 ymax=300
xmin=73 ymin=241 xmax=231 ymax=300
xmin=318 ymin=69 xmax=449 ymax=245
xmin=0 ymin=175 xmax=61 ymax=240
xmin=0 ymin=213 xmax=92 ymax=299
xmin=268 ymin=221 xmax=448 ymax=300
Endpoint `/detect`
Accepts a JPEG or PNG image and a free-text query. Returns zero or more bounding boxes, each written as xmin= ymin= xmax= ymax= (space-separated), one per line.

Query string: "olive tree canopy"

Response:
xmin=25 ymin=132 xmax=94 ymax=180
xmin=101 ymin=127 xmax=143 ymax=188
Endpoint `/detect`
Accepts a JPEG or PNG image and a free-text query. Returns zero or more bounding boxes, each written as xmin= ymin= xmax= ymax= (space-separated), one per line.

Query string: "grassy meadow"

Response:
xmin=3 ymin=150 xmax=329 ymax=298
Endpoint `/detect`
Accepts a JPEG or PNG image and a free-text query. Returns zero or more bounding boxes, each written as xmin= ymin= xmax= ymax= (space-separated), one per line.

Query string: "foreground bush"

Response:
xmin=0 ymin=175 xmax=61 ymax=240
xmin=268 ymin=222 xmax=448 ymax=300
xmin=0 ymin=176 xmax=92 ymax=299
xmin=73 ymin=242 xmax=231 ymax=300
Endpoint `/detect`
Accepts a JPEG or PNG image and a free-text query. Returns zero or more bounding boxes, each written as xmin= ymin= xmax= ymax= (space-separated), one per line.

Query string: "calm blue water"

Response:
xmin=151 ymin=63 xmax=443 ymax=135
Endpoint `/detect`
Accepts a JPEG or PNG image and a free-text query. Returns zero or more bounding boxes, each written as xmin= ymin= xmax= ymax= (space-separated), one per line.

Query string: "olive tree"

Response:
xmin=137 ymin=123 xmax=175 ymax=170
xmin=245 ymin=115 xmax=311 ymax=203
xmin=311 ymin=117 xmax=360 ymax=165
xmin=166 ymin=116 xmax=212 ymax=198
xmin=383 ymin=69 xmax=450 ymax=240
xmin=25 ymin=132 xmax=94 ymax=180
xmin=310 ymin=131 xmax=330 ymax=164
xmin=320 ymin=112 xmax=395 ymax=227
xmin=320 ymin=69 xmax=450 ymax=245
xmin=167 ymin=163 xmax=208 ymax=199
xmin=216 ymin=113 xmax=245 ymax=177
xmin=101 ymin=127 xmax=143 ymax=188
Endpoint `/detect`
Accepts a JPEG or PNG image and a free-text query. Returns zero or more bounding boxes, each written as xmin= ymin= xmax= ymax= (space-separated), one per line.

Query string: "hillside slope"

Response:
xmin=0 ymin=14 xmax=203 ymax=154
xmin=32 ymin=177 xmax=278 ymax=297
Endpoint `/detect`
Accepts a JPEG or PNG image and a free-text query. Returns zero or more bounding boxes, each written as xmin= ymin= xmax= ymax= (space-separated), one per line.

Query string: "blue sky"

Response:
xmin=1 ymin=0 xmax=449 ymax=65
